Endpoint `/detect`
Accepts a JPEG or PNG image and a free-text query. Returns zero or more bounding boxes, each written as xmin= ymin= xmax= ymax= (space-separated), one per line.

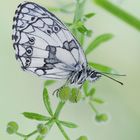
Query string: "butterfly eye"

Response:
xmin=46 ymin=29 xmax=52 ymax=34
xmin=26 ymin=47 xmax=33 ymax=56
xmin=53 ymin=25 xmax=60 ymax=33
xmin=31 ymin=16 xmax=35 ymax=21
xmin=29 ymin=37 xmax=35 ymax=44
xmin=25 ymin=57 xmax=31 ymax=67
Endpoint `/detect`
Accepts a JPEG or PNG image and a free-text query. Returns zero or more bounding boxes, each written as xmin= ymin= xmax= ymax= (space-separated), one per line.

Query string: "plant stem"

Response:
xmin=93 ymin=0 xmax=140 ymax=31
xmin=54 ymin=101 xmax=65 ymax=119
xmin=15 ymin=132 xmax=27 ymax=138
xmin=26 ymin=130 xmax=38 ymax=138
xmin=56 ymin=122 xmax=70 ymax=140
xmin=25 ymin=119 xmax=54 ymax=138
xmin=89 ymin=101 xmax=99 ymax=114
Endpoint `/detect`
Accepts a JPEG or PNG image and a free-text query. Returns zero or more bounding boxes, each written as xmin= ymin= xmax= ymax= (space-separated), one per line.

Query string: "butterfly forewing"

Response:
xmin=12 ymin=2 xmax=87 ymax=80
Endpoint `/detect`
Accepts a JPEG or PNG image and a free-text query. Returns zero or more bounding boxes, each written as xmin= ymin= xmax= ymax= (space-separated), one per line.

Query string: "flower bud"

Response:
xmin=69 ymin=88 xmax=82 ymax=103
xmin=59 ymin=86 xmax=70 ymax=101
xmin=7 ymin=121 xmax=19 ymax=134
xmin=37 ymin=124 xmax=48 ymax=135
xmin=36 ymin=135 xmax=44 ymax=140
xmin=95 ymin=113 xmax=108 ymax=122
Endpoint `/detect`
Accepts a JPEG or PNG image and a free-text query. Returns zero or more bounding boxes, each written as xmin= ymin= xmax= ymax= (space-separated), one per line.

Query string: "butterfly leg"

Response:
xmin=52 ymin=80 xmax=70 ymax=97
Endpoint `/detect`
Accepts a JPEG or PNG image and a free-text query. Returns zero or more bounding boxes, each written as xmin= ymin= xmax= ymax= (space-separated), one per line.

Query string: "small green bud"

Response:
xmin=95 ymin=113 xmax=108 ymax=122
xmin=59 ymin=86 xmax=70 ymax=101
xmin=77 ymin=136 xmax=88 ymax=140
xmin=6 ymin=121 xmax=19 ymax=134
xmin=37 ymin=124 xmax=48 ymax=135
xmin=69 ymin=88 xmax=82 ymax=103
xmin=36 ymin=135 xmax=44 ymax=140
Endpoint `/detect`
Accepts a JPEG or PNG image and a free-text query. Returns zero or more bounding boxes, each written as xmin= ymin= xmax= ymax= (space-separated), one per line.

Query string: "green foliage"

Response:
xmin=93 ymin=0 xmax=140 ymax=31
xmin=44 ymin=80 xmax=55 ymax=87
xmin=77 ymin=136 xmax=88 ymax=140
xmin=59 ymin=120 xmax=78 ymax=128
xmin=85 ymin=33 xmax=113 ymax=55
xmin=89 ymin=62 xmax=118 ymax=74
xmin=43 ymin=88 xmax=53 ymax=116
xmin=22 ymin=112 xmax=50 ymax=121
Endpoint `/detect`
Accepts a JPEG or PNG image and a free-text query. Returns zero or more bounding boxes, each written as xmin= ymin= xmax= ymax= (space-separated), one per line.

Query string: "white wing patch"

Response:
xmin=12 ymin=2 xmax=87 ymax=80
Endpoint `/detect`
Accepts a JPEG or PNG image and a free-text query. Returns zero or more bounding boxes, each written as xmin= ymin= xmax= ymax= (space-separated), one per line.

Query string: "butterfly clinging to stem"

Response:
xmin=12 ymin=2 xmax=123 ymax=90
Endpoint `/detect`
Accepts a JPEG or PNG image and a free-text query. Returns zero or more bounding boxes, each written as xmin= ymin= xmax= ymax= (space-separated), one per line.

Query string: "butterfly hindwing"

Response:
xmin=12 ymin=2 xmax=87 ymax=79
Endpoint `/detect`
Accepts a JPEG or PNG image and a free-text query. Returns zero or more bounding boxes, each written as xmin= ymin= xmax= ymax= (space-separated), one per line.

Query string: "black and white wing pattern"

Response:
xmin=12 ymin=2 xmax=87 ymax=80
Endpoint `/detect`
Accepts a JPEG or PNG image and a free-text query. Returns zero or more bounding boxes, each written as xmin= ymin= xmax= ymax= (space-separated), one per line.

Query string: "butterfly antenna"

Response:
xmin=101 ymin=72 xmax=126 ymax=77
xmin=99 ymin=72 xmax=124 ymax=85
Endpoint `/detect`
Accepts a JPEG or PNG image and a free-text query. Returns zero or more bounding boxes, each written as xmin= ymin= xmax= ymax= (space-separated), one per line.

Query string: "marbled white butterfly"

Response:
xmin=12 ymin=2 xmax=123 ymax=88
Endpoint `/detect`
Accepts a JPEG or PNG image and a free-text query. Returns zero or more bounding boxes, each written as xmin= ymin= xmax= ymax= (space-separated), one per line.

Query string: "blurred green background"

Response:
xmin=0 ymin=0 xmax=140 ymax=140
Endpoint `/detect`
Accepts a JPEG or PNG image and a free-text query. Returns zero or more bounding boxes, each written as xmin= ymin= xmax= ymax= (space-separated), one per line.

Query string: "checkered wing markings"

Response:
xmin=12 ymin=2 xmax=87 ymax=79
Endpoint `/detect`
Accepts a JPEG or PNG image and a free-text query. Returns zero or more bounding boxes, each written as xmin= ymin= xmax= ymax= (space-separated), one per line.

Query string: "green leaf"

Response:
xmin=87 ymin=88 xmax=96 ymax=96
xmin=43 ymin=88 xmax=53 ymax=116
xmin=59 ymin=120 xmax=78 ymax=128
xmin=83 ymin=81 xmax=89 ymax=96
xmin=73 ymin=0 xmax=86 ymax=22
xmin=72 ymin=0 xmax=86 ymax=45
xmin=85 ymin=33 xmax=114 ymax=55
xmin=22 ymin=112 xmax=50 ymax=121
xmin=92 ymin=97 xmax=104 ymax=104
xmin=77 ymin=136 xmax=88 ymax=140
xmin=84 ymin=13 xmax=95 ymax=18
xmin=44 ymin=80 xmax=55 ymax=87
xmin=89 ymin=62 xmax=118 ymax=74
xmin=56 ymin=122 xmax=70 ymax=140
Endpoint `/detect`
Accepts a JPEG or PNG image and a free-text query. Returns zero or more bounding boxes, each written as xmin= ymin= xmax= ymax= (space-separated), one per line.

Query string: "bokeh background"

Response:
xmin=0 ymin=0 xmax=140 ymax=140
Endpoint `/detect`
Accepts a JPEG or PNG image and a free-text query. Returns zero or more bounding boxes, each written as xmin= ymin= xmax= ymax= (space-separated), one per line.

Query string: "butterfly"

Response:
xmin=12 ymin=2 xmax=123 ymax=89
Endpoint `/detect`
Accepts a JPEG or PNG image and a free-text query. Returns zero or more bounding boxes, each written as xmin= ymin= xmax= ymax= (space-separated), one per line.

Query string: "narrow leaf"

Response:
xmin=73 ymin=0 xmax=86 ymax=22
xmin=83 ymin=81 xmax=89 ymax=96
xmin=87 ymin=88 xmax=96 ymax=96
xmin=56 ymin=122 xmax=70 ymax=140
xmin=43 ymin=88 xmax=53 ymax=116
xmin=22 ymin=112 xmax=50 ymax=121
xmin=59 ymin=120 xmax=78 ymax=128
xmin=84 ymin=13 xmax=95 ymax=18
xmin=85 ymin=33 xmax=114 ymax=55
xmin=92 ymin=97 xmax=104 ymax=104
xmin=89 ymin=62 xmax=118 ymax=74
xmin=44 ymin=80 xmax=55 ymax=87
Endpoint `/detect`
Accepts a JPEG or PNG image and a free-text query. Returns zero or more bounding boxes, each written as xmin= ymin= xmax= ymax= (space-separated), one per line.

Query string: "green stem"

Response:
xmin=26 ymin=130 xmax=38 ymax=138
xmin=54 ymin=101 xmax=65 ymax=119
xmin=25 ymin=119 xmax=54 ymax=138
xmin=15 ymin=132 xmax=27 ymax=138
xmin=93 ymin=0 xmax=140 ymax=31
xmin=89 ymin=101 xmax=99 ymax=114
xmin=56 ymin=122 xmax=70 ymax=140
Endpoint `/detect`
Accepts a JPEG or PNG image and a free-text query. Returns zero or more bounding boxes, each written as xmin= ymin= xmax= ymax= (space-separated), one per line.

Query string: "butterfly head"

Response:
xmin=87 ymin=69 xmax=101 ymax=82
